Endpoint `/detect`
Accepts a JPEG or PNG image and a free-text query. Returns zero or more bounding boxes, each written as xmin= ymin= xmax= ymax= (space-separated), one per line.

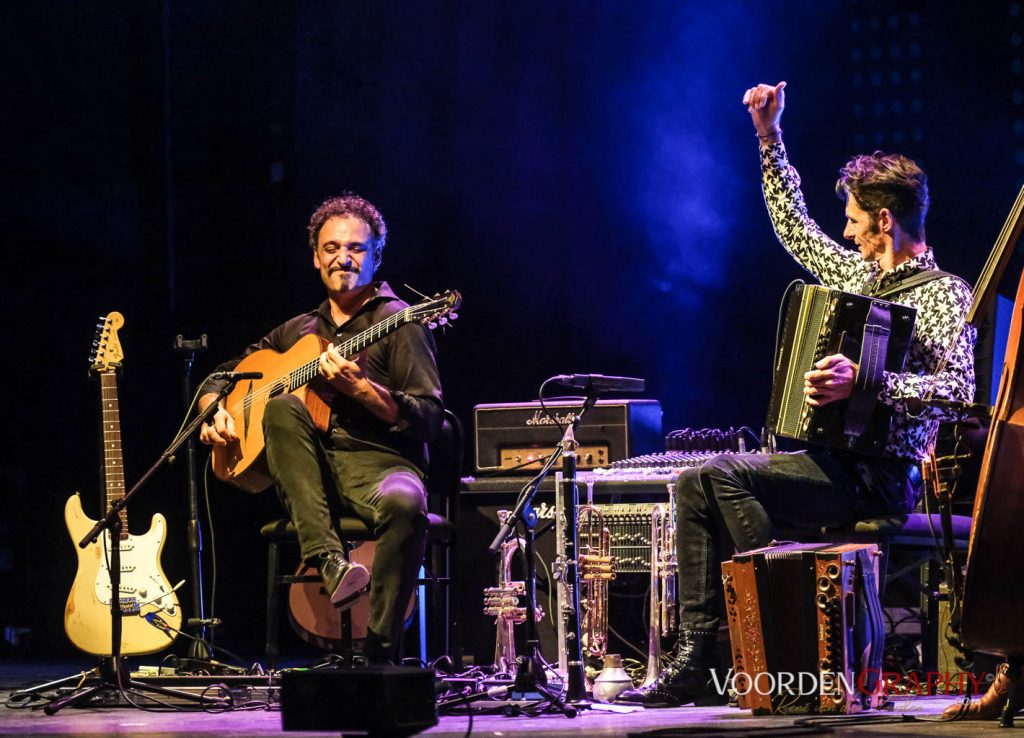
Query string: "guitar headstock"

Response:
xmin=410 ymin=290 xmax=461 ymax=330
xmin=90 ymin=312 xmax=125 ymax=374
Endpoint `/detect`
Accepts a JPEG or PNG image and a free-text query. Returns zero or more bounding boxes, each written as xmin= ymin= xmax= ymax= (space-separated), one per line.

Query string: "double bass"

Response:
xmin=960 ymin=272 xmax=1024 ymax=656
xmin=960 ymin=186 xmax=1024 ymax=665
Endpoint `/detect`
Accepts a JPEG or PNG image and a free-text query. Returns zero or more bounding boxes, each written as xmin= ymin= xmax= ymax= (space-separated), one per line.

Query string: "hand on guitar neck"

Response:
xmin=318 ymin=345 xmax=399 ymax=425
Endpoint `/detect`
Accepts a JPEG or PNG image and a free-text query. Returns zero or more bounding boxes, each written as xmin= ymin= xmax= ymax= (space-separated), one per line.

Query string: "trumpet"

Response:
xmin=578 ymin=503 xmax=615 ymax=664
xmin=642 ymin=482 xmax=677 ymax=687
xmin=484 ymin=509 xmax=543 ymax=674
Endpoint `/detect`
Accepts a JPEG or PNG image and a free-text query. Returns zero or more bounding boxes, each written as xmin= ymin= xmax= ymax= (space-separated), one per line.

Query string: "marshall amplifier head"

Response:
xmin=473 ymin=399 xmax=662 ymax=473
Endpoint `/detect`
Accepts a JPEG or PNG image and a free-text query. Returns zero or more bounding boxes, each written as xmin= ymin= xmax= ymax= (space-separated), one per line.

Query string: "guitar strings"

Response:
xmin=215 ymin=292 xmax=452 ymax=424
xmin=220 ymin=306 xmax=416 ymax=421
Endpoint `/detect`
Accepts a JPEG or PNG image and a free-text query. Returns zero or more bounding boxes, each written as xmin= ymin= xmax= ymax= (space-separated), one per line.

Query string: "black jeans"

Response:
xmin=676 ymin=451 xmax=921 ymax=632
xmin=263 ymin=393 xmax=428 ymax=655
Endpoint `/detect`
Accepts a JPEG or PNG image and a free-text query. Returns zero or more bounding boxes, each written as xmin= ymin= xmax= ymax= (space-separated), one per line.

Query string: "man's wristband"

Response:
xmin=757 ymin=128 xmax=782 ymax=141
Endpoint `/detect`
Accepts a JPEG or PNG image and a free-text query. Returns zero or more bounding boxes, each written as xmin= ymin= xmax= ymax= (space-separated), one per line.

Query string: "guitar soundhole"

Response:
xmin=269 ymin=380 xmax=287 ymax=398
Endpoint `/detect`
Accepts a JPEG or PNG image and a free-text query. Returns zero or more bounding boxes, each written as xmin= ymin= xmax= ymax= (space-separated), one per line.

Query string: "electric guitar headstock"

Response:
xmin=90 ymin=312 xmax=125 ymax=375
xmin=409 ymin=290 xmax=461 ymax=331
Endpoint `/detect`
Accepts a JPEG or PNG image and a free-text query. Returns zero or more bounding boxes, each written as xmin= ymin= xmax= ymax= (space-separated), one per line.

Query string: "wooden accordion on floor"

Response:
xmin=721 ymin=542 xmax=885 ymax=715
xmin=767 ymin=284 xmax=916 ymax=455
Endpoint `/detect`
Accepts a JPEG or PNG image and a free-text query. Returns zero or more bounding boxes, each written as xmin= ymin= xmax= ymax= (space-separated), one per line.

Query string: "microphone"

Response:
xmin=548 ymin=373 xmax=645 ymax=394
xmin=187 ymin=617 xmax=223 ymax=628
xmin=915 ymin=398 xmax=993 ymax=419
xmin=210 ymin=371 xmax=264 ymax=381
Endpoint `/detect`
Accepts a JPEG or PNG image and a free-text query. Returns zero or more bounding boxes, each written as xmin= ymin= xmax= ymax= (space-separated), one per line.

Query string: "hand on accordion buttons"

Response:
xmin=804 ymin=353 xmax=857 ymax=407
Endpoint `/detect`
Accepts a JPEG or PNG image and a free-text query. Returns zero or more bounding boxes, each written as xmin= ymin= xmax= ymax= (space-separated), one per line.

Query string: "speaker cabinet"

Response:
xmin=281 ymin=666 xmax=437 ymax=735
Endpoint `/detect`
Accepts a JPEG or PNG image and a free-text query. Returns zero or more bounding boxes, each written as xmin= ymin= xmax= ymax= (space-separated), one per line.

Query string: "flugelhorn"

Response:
xmin=641 ymin=482 xmax=677 ymax=687
xmin=484 ymin=509 xmax=543 ymax=674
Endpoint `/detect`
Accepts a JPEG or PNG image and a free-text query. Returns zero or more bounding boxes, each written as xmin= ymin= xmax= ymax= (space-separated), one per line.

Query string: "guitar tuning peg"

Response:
xmin=438 ymin=317 xmax=448 ymax=326
xmin=428 ymin=322 xmax=438 ymax=330
xmin=450 ymin=313 xmax=458 ymax=320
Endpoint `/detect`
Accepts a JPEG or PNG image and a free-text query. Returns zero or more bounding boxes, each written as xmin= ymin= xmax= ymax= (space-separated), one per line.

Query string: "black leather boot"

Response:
xmin=315 ymin=551 xmax=370 ymax=606
xmin=616 ymin=630 xmax=726 ymax=708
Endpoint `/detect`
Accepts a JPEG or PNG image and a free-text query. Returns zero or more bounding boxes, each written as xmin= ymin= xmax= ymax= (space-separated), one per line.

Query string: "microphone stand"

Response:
xmin=487 ymin=391 xmax=599 ymax=717
xmin=36 ymin=382 xmax=238 ymax=714
xmin=172 ymin=334 xmax=217 ymax=667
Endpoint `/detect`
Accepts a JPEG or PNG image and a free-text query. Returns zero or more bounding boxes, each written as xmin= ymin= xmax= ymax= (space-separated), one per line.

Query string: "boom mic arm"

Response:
xmin=548 ymin=373 xmax=645 ymax=394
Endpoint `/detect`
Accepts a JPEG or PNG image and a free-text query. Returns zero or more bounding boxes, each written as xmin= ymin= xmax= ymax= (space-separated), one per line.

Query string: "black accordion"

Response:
xmin=721 ymin=542 xmax=886 ymax=715
xmin=767 ymin=284 xmax=916 ymax=456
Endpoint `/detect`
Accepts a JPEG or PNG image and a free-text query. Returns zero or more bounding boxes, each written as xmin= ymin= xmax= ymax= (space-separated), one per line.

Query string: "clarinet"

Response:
xmin=559 ymin=427 xmax=588 ymax=702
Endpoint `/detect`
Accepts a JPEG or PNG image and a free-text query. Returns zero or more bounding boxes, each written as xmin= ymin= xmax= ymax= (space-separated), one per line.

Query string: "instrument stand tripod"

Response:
xmin=19 ymin=382 xmax=241 ymax=714
xmin=171 ymin=334 xmax=222 ymax=669
xmin=487 ymin=390 xmax=604 ymax=718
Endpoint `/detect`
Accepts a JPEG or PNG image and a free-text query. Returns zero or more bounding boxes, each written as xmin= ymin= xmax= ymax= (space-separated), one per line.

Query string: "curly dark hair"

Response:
xmin=307 ymin=193 xmax=388 ymax=266
xmin=835 ymin=152 xmax=929 ymax=241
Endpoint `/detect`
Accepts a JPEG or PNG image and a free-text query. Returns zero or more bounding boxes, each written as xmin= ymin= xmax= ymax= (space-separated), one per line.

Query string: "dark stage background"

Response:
xmin=3 ymin=1 xmax=1022 ymax=662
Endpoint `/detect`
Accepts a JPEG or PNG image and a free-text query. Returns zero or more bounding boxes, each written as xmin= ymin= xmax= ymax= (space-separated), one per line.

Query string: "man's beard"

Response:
xmin=331 ymin=267 xmax=359 ymax=291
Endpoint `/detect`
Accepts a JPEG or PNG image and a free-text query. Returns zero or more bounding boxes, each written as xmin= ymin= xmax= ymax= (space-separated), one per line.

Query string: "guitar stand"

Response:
xmin=38 ymin=656 xmax=221 ymax=714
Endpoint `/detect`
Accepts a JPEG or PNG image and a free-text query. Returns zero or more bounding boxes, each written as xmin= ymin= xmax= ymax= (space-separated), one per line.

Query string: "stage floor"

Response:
xmin=1 ymin=660 xmax=1016 ymax=737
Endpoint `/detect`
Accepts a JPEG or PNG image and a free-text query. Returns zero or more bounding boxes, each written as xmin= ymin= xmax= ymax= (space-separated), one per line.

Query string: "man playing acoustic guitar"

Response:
xmin=198 ymin=193 xmax=444 ymax=664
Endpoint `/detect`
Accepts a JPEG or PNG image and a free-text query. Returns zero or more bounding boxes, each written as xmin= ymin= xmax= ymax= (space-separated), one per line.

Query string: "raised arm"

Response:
xmin=742 ymin=81 xmax=867 ymax=289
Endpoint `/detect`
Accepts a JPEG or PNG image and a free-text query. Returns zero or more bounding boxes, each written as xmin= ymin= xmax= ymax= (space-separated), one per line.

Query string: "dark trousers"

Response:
xmin=263 ymin=394 xmax=428 ymax=655
xmin=676 ymin=451 xmax=921 ymax=632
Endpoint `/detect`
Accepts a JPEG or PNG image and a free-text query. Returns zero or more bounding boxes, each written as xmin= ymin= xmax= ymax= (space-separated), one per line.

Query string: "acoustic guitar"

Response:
xmin=64 ymin=312 xmax=182 ymax=656
xmin=212 ymin=290 xmax=460 ymax=493
xmin=286 ymin=541 xmax=416 ymax=650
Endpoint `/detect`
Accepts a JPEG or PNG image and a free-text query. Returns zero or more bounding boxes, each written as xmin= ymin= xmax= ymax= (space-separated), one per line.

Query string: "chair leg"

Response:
xmin=266 ymin=540 xmax=281 ymax=668
xmin=876 ymin=538 xmax=891 ymax=592
xmin=429 ymin=545 xmax=451 ymax=660
xmin=420 ymin=551 xmax=452 ymax=662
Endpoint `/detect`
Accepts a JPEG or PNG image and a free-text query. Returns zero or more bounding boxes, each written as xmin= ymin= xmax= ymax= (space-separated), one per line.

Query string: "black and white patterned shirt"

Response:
xmin=760 ymin=141 xmax=976 ymax=462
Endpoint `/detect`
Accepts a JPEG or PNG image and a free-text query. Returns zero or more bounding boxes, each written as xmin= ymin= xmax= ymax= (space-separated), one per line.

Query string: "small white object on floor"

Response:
xmin=589 ymin=702 xmax=644 ymax=714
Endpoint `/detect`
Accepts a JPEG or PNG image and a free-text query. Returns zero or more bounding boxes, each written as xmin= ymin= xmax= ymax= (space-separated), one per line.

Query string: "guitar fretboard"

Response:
xmin=286 ymin=307 xmax=412 ymax=391
xmin=100 ymin=372 xmax=128 ymax=539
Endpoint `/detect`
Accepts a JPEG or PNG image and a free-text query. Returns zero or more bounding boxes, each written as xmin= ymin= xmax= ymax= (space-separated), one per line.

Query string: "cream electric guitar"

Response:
xmin=64 ymin=312 xmax=182 ymax=656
